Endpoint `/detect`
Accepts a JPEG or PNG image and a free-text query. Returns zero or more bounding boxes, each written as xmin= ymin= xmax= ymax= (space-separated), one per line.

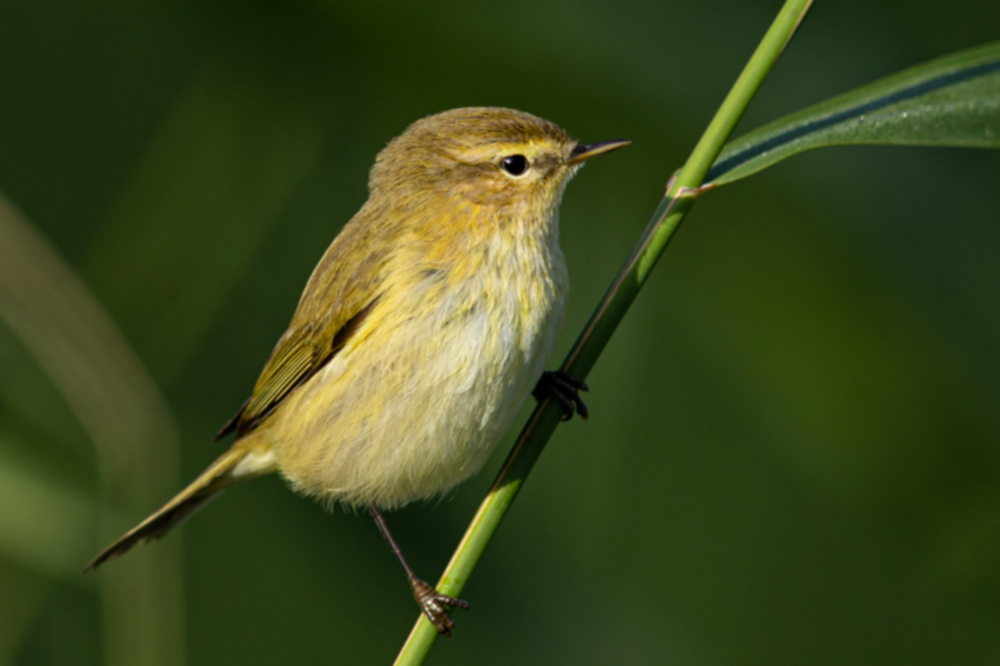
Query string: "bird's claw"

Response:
xmin=410 ymin=577 xmax=469 ymax=637
xmin=534 ymin=370 xmax=589 ymax=421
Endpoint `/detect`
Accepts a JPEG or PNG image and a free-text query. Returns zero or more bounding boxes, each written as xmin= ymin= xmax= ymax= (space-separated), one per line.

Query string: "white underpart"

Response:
xmin=230 ymin=448 xmax=278 ymax=479
xmin=262 ymin=210 xmax=569 ymax=509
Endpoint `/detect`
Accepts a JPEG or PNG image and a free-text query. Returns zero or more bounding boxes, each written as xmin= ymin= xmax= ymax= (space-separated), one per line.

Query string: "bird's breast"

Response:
xmin=267 ymin=224 xmax=569 ymax=509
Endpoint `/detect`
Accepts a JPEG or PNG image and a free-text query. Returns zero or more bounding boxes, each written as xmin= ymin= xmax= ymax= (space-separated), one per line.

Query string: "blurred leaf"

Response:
xmin=0 ymin=195 xmax=183 ymax=666
xmin=0 ymin=562 xmax=50 ymax=664
xmin=0 ymin=447 xmax=95 ymax=578
xmin=706 ymin=41 xmax=1000 ymax=185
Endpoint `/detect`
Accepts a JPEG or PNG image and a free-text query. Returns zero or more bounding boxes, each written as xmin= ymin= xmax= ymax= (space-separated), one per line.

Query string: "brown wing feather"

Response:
xmin=213 ymin=398 xmax=248 ymax=442
xmin=235 ymin=301 xmax=378 ymax=436
xmin=238 ymin=332 xmax=320 ymax=431
xmin=220 ymin=204 xmax=399 ymax=439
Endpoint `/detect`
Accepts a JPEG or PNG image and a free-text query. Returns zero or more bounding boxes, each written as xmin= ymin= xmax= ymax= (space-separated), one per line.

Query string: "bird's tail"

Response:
xmin=84 ymin=444 xmax=275 ymax=572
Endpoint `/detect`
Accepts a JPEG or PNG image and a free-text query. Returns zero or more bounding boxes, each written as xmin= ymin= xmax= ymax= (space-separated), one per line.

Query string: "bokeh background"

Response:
xmin=1 ymin=1 xmax=999 ymax=664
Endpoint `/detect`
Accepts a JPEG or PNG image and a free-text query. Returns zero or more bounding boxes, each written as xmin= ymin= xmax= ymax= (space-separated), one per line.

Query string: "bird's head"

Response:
xmin=369 ymin=107 xmax=628 ymax=225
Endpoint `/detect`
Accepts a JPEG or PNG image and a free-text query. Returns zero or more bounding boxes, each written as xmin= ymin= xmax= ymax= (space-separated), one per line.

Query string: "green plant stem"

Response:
xmin=393 ymin=1 xmax=813 ymax=663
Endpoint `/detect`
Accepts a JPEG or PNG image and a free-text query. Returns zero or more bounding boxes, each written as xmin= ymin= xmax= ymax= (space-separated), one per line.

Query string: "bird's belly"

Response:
xmin=263 ymin=269 xmax=565 ymax=509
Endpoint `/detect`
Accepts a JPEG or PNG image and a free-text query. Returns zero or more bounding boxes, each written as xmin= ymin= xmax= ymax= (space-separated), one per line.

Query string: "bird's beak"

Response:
xmin=565 ymin=139 xmax=631 ymax=165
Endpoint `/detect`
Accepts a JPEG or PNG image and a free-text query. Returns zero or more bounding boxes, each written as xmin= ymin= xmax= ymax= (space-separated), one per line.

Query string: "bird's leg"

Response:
xmin=369 ymin=505 xmax=469 ymax=637
xmin=533 ymin=370 xmax=589 ymax=421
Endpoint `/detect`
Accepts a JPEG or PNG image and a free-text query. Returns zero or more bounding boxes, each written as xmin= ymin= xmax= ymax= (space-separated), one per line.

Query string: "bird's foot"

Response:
xmin=533 ymin=370 xmax=589 ymax=421
xmin=410 ymin=576 xmax=469 ymax=637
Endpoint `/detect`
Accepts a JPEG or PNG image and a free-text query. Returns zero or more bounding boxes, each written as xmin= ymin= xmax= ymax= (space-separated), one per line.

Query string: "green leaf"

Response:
xmin=706 ymin=41 xmax=1000 ymax=186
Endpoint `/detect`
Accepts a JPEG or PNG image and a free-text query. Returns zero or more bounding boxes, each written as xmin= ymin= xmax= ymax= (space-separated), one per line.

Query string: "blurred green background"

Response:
xmin=1 ymin=0 xmax=999 ymax=664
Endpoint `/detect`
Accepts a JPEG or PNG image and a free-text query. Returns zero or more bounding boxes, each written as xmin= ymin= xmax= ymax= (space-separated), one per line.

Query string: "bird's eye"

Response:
xmin=500 ymin=155 xmax=529 ymax=176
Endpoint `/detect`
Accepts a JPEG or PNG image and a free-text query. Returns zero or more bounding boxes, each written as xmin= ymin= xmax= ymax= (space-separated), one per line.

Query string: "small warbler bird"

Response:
xmin=86 ymin=107 xmax=627 ymax=634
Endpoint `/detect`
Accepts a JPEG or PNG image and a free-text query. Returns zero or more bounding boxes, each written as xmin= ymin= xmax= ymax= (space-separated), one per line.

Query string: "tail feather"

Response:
xmin=85 ymin=446 xmax=262 ymax=572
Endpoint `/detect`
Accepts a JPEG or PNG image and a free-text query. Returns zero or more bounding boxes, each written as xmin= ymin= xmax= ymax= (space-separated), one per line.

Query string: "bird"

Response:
xmin=85 ymin=107 xmax=628 ymax=635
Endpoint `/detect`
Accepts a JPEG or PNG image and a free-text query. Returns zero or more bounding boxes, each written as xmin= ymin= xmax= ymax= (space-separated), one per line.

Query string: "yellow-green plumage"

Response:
xmin=254 ymin=109 xmax=576 ymax=508
xmin=87 ymin=107 xmax=616 ymax=569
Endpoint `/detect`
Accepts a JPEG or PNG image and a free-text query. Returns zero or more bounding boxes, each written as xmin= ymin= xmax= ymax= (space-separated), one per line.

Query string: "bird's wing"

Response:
xmin=215 ymin=214 xmax=394 ymax=440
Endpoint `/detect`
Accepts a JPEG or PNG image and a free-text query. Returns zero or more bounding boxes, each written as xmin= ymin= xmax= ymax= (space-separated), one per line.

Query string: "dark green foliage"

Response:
xmin=1 ymin=1 xmax=999 ymax=664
